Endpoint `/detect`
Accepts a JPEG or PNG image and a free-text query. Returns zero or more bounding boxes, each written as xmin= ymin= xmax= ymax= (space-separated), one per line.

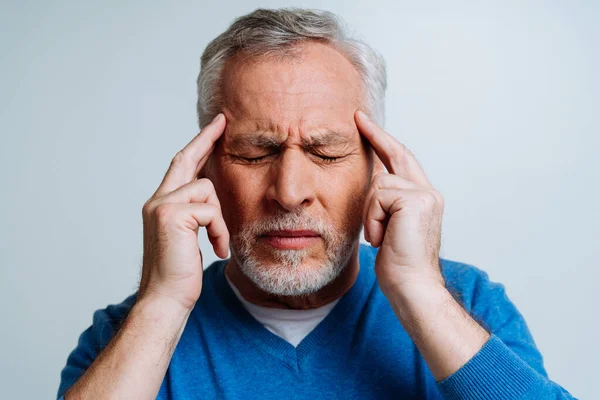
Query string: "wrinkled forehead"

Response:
xmin=220 ymin=42 xmax=363 ymax=143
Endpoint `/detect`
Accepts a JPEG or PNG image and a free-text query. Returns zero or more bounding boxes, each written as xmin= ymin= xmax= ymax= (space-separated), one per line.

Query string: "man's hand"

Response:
xmin=138 ymin=113 xmax=230 ymax=311
xmin=64 ymin=115 xmax=229 ymax=400
xmin=355 ymin=110 xmax=490 ymax=381
xmin=355 ymin=110 xmax=445 ymax=295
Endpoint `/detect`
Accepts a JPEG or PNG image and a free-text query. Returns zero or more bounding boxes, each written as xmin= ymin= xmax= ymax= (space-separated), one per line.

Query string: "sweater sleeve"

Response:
xmin=56 ymin=293 xmax=137 ymax=399
xmin=435 ymin=261 xmax=578 ymax=399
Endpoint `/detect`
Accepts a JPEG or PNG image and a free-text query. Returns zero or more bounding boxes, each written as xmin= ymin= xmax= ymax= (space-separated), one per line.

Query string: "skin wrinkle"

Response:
xmin=222 ymin=45 xmax=362 ymax=124
xmin=225 ymin=132 xmax=356 ymax=165
xmin=226 ymin=130 xmax=352 ymax=150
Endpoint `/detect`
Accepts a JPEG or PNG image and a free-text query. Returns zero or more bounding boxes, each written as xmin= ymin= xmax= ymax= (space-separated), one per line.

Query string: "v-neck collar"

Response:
xmin=207 ymin=244 xmax=377 ymax=373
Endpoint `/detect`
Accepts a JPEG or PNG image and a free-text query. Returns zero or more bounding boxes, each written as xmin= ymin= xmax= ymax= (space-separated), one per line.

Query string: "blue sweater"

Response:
xmin=57 ymin=244 xmax=576 ymax=399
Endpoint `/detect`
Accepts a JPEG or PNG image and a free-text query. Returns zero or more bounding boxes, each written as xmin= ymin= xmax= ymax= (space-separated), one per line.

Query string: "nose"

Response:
xmin=265 ymin=149 xmax=315 ymax=211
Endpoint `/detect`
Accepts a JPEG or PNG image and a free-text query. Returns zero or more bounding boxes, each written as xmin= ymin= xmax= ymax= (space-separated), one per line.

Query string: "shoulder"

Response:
xmin=91 ymin=292 xmax=138 ymax=343
xmin=57 ymin=292 xmax=138 ymax=399
xmin=438 ymin=259 xmax=550 ymax=379
xmin=359 ymin=243 xmax=501 ymax=307
xmin=72 ymin=291 xmax=138 ymax=353
xmin=438 ymin=258 xmax=541 ymax=361
xmin=439 ymin=258 xmax=513 ymax=330
xmin=357 ymin=245 xmax=547 ymax=377
xmin=361 ymin=244 xmax=514 ymax=330
xmin=439 ymin=258 xmax=505 ymax=311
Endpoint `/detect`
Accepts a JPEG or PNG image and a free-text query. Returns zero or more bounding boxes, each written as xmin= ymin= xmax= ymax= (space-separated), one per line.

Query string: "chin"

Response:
xmin=230 ymin=217 xmax=358 ymax=296
xmin=231 ymin=243 xmax=350 ymax=297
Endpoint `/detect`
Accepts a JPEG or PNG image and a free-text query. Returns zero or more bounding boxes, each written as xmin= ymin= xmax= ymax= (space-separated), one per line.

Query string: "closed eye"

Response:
xmin=236 ymin=152 xmax=345 ymax=164
xmin=316 ymin=154 xmax=342 ymax=163
xmin=239 ymin=155 xmax=271 ymax=163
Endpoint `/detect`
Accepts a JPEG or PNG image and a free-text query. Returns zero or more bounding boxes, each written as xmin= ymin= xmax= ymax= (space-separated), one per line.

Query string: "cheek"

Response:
xmin=213 ymin=165 xmax=267 ymax=233
xmin=316 ymin=160 xmax=371 ymax=231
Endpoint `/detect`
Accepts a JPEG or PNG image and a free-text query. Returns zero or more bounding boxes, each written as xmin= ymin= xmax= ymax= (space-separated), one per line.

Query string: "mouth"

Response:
xmin=260 ymin=230 xmax=321 ymax=250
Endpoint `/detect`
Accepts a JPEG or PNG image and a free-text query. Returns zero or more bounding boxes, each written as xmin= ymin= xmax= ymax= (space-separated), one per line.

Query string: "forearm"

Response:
xmin=65 ymin=296 xmax=192 ymax=400
xmin=385 ymin=281 xmax=578 ymax=399
xmin=385 ymin=281 xmax=490 ymax=381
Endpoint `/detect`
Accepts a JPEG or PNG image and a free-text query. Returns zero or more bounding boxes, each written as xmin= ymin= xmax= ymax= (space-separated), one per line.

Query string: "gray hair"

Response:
xmin=196 ymin=7 xmax=387 ymax=129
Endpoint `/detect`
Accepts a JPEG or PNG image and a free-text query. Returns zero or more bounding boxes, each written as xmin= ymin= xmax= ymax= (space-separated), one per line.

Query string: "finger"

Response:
xmin=362 ymin=173 xmax=418 ymax=242
xmin=154 ymin=113 xmax=225 ymax=197
xmin=364 ymin=188 xmax=421 ymax=248
xmin=195 ymin=143 xmax=217 ymax=179
xmin=193 ymin=204 xmax=230 ymax=260
xmin=355 ymin=110 xmax=432 ymax=188
xmin=152 ymin=178 xmax=221 ymax=212
xmin=171 ymin=202 xmax=230 ymax=259
xmin=150 ymin=179 xmax=229 ymax=257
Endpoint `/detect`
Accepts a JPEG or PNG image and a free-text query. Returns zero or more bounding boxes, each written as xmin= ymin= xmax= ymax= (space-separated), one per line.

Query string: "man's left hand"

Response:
xmin=355 ymin=110 xmax=490 ymax=381
xmin=355 ymin=110 xmax=446 ymax=296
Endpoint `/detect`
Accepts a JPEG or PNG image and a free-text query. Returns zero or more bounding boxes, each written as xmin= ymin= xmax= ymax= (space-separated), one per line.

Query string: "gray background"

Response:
xmin=1 ymin=1 xmax=597 ymax=398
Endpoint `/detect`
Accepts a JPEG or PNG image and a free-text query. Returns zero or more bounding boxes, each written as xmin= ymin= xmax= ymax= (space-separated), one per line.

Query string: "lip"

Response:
xmin=264 ymin=230 xmax=320 ymax=237
xmin=261 ymin=230 xmax=321 ymax=250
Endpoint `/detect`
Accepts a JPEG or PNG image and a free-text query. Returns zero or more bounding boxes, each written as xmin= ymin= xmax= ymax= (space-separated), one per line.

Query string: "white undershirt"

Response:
xmin=225 ymin=274 xmax=340 ymax=347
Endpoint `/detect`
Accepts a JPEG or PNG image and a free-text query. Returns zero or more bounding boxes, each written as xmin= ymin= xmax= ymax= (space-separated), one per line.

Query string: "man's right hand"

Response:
xmin=63 ymin=114 xmax=229 ymax=400
xmin=138 ymin=113 xmax=229 ymax=311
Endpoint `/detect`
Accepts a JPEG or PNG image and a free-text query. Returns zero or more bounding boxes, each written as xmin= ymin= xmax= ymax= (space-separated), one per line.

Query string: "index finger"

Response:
xmin=355 ymin=110 xmax=432 ymax=188
xmin=154 ymin=113 xmax=226 ymax=197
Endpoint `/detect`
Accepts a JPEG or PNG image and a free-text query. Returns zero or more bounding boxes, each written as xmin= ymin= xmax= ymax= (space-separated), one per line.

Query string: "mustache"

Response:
xmin=243 ymin=210 xmax=331 ymax=239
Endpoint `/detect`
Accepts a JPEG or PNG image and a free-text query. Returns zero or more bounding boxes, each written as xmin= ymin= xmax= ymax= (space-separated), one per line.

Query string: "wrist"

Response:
xmin=383 ymin=279 xmax=451 ymax=325
xmin=137 ymin=282 xmax=199 ymax=313
xmin=133 ymin=293 xmax=194 ymax=328
xmin=379 ymin=267 xmax=446 ymax=300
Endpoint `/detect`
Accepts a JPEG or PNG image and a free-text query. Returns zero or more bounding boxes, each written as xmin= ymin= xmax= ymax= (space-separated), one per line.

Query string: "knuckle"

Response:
xmin=142 ymin=199 xmax=155 ymax=218
xmin=154 ymin=203 xmax=176 ymax=221
xmin=372 ymin=172 xmax=388 ymax=189
xmin=210 ymin=203 xmax=223 ymax=218
xmin=202 ymin=203 xmax=218 ymax=215
xmin=415 ymin=194 xmax=429 ymax=209
xmin=171 ymin=150 xmax=188 ymax=166
xmin=420 ymin=191 xmax=439 ymax=208
xmin=197 ymin=177 xmax=215 ymax=192
xmin=202 ymin=205 xmax=222 ymax=228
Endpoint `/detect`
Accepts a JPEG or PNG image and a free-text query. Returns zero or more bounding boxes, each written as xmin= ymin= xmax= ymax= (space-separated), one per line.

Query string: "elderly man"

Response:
xmin=57 ymin=8 xmax=575 ymax=400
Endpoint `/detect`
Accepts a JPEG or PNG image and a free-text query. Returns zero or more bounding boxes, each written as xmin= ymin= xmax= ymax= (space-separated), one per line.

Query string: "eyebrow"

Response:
xmin=229 ymin=133 xmax=282 ymax=149
xmin=305 ymin=131 xmax=351 ymax=148
xmin=228 ymin=130 xmax=352 ymax=150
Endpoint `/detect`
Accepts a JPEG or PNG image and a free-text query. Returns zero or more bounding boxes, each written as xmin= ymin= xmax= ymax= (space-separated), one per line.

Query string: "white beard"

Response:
xmin=229 ymin=209 xmax=355 ymax=296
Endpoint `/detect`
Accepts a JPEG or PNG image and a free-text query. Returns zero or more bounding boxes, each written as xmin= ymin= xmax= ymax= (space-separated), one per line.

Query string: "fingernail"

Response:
xmin=211 ymin=113 xmax=223 ymax=124
xmin=357 ymin=110 xmax=370 ymax=122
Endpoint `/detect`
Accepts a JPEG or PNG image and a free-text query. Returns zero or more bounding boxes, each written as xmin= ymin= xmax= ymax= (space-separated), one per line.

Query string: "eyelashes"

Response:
xmin=240 ymin=155 xmax=269 ymax=163
xmin=238 ymin=153 xmax=344 ymax=164
xmin=316 ymin=155 xmax=342 ymax=163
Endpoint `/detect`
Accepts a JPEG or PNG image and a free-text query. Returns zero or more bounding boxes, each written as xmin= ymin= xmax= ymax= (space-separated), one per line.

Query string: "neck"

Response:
xmin=224 ymin=243 xmax=360 ymax=310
